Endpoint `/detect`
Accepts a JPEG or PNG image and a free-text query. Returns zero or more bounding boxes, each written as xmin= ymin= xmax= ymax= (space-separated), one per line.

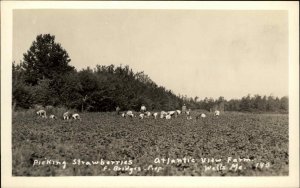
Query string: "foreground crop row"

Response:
xmin=12 ymin=112 xmax=289 ymax=176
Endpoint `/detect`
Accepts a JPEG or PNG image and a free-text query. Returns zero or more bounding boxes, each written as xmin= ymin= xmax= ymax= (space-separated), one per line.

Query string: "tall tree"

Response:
xmin=22 ymin=34 xmax=74 ymax=85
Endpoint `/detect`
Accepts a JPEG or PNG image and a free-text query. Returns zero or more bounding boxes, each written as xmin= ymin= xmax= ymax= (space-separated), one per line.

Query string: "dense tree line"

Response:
xmin=184 ymin=95 xmax=288 ymax=113
xmin=13 ymin=62 xmax=183 ymax=111
xmin=12 ymin=34 xmax=183 ymax=111
xmin=12 ymin=34 xmax=288 ymax=113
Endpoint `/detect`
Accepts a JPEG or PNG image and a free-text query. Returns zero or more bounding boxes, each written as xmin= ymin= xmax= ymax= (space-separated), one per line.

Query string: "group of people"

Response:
xmin=116 ymin=104 xmax=220 ymax=120
xmin=36 ymin=109 xmax=81 ymax=120
xmin=36 ymin=104 xmax=220 ymax=121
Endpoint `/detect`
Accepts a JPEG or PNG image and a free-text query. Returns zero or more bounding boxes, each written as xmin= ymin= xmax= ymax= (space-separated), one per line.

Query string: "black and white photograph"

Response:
xmin=1 ymin=1 xmax=299 ymax=188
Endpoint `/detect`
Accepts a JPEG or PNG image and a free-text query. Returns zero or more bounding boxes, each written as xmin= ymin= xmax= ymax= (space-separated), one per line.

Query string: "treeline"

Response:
xmin=12 ymin=34 xmax=288 ymax=113
xmin=184 ymin=95 xmax=288 ymax=113
xmin=13 ymin=63 xmax=183 ymax=112
xmin=12 ymin=34 xmax=182 ymax=111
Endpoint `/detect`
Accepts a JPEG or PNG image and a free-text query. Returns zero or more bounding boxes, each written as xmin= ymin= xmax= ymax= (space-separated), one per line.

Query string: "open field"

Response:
xmin=12 ymin=111 xmax=288 ymax=176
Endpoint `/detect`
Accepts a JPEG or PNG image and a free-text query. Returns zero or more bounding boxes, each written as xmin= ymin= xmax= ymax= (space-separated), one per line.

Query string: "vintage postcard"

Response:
xmin=1 ymin=1 xmax=299 ymax=188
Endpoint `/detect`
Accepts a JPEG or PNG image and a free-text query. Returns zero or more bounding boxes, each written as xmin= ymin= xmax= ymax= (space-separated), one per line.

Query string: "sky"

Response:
xmin=13 ymin=10 xmax=288 ymax=100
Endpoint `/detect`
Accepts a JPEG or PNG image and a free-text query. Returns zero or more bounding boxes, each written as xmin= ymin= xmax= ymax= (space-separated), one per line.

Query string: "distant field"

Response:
xmin=12 ymin=111 xmax=289 ymax=176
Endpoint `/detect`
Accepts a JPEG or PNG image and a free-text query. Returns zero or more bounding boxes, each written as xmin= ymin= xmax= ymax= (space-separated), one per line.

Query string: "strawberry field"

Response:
xmin=12 ymin=111 xmax=289 ymax=176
